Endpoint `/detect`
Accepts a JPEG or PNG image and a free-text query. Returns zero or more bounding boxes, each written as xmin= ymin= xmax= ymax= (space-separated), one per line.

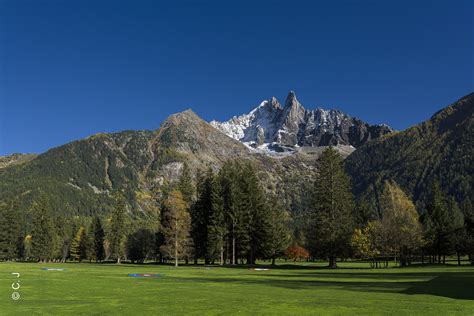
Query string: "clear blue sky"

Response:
xmin=1 ymin=0 xmax=472 ymax=155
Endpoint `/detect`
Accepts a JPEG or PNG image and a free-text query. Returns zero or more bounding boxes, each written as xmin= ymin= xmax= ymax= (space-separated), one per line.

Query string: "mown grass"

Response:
xmin=1 ymin=261 xmax=473 ymax=315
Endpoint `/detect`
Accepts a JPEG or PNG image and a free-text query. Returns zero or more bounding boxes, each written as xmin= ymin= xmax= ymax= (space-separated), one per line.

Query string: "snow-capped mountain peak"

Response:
xmin=210 ymin=91 xmax=394 ymax=153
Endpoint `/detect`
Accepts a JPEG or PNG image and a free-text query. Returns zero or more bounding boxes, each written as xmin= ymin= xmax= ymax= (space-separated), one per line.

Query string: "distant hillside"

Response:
xmin=0 ymin=153 xmax=37 ymax=169
xmin=0 ymin=110 xmax=328 ymax=216
xmin=346 ymin=93 xmax=474 ymax=216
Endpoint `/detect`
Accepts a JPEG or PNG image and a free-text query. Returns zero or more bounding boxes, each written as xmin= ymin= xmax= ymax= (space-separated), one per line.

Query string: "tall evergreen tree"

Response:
xmin=447 ymin=197 xmax=465 ymax=266
xmin=178 ymin=161 xmax=194 ymax=205
xmin=160 ymin=190 xmax=192 ymax=267
xmin=238 ymin=162 xmax=271 ymax=264
xmin=207 ymin=170 xmax=226 ymax=265
xmin=0 ymin=200 xmax=22 ymax=260
xmin=191 ymin=168 xmax=213 ymax=264
xmin=54 ymin=215 xmax=74 ymax=263
xmin=109 ymin=193 xmax=126 ymax=263
xmin=219 ymin=161 xmax=239 ymax=264
xmin=265 ymin=197 xmax=291 ymax=265
xmin=461 ymin=198 xmax=474 ymax=264
xmin=307 ymin=147 xmax=355 ymax=268
xmin=424 ymin=183 xmax=451 ymax=263
xmin=92 ymin=216 xmax=105 ymax=262
xmin=126 ymin=228 xmax=154 ymax=263
xmin=70 ymin=227 xmax=90 ymax=262
xmin=30 ymin=196 xmax=56 ymax=262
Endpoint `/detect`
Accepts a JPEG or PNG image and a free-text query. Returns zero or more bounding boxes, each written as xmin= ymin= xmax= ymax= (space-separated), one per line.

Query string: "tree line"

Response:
xmin=0 ymin=147 xmax=473 ymax=268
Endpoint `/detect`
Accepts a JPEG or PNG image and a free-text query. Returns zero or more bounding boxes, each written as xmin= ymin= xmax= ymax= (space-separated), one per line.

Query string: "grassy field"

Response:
xmin=1 ymin=261 xmax=474 ymax=315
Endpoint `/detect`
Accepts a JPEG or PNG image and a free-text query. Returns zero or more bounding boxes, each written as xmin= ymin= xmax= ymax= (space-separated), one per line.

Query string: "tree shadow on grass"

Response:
xmin=402 ymin=273 xmax=474 ymax=300
xmin=168 ymin=270 xmax=474 ymax=300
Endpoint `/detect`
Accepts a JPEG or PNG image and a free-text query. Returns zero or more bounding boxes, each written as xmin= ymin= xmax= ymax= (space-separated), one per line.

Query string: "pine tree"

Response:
xmin=461 ymin=198 xmax=474 ymax=264
xmin=70 ymin=227 xmax=85 ymax=262
xmin=0 ymin=200 xmax=22 ymax=260
xmin=219 ymin=161 xmax=239 ymax=264
xmin=109 ymin=193 xmax=126 ymax=263
xmin=307 ymin=147 xmax=355 ymax=268
xmin=207 ymin=170 xmax=226 ymax=265
xmin=191 ymin=168 xmax=213 ymax=264
xmin=178 ymin=161 xmax=194 ymax=205
xmin=54 ymin=215 xmax=74 ymax=263
xmin=126 ymin=228 xmax=154 ymax=263
xmin=30 ymin=196 xmax=56 ymax=262
xmin=160 ymin=190 xmax=192 ymax=267
xmin=92 ymin=216 xmax=105 ymax=262
xmin=447 ymin=197 xmax=465 ymax=266
xmin=265 ymin=197 xmax=291 ymax=265
xmin=239 ymin=162 xmax=273 ymax=264
xmin=424 ymin=183 xmax=451 ymax=263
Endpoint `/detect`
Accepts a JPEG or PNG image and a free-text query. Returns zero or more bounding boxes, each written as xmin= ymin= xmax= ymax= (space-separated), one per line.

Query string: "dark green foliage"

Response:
xmin=30 ymin=196 xmax=56 ymax=261
xmin=448 ymin=197 xmax=465 ymax=265
xmin=346 ymin=93 xmax=473 ymax=216
xmin=192 ymin=168 xmax=213 ymax=263
xmin=422 ymin=183 xmax=452 ymax=263
xmin=306 ymin=147 xmax=355 ymax=268
xmin=265 ymin=198 xmax=291 ymax=265
xmin=126 ymin=228 xmax=154 ymax=263
xmin=92 ymin=216 xmax=105 ymax=262
xmin=109 ymin=193 xmax=127 ymax=263
xmin=53 ymin=215 xmax=75 ymax=262
xmin=154 ymin=230 xmax=165 ymax=263
xmin=206 ymin=171 xmax=226 ymax=264
xmin=238 ymin=162 xmax=272 ymax=264
xmin=178 ymin=162 xmax=194 ymax=205
xmin=0 ymin=200 xmax=22 ymax=260
xmin=461 ymin=198 xmax=474 ymax=263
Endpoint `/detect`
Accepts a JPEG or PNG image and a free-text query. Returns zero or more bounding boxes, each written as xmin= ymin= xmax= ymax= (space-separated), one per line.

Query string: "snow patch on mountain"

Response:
xmin=210 ymin=91 xmax=394 ymax=154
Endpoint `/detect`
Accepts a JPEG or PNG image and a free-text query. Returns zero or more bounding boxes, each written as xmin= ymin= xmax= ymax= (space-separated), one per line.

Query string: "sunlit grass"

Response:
xmin=1 ymin=261 xmax=473 ymax=315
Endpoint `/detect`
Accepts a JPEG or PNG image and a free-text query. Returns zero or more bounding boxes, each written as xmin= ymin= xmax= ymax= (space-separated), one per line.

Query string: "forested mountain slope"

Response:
xmin=0 ymin=110 xmax=324 ymax=216
xmin=346 ymin=93 xmax=473 ymax=216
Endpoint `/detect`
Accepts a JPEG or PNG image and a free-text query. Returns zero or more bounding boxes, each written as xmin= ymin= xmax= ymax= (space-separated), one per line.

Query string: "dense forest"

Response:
xmin=1 ymin=147 xmax=473 ymax=268
xmin=346 ymin=93 xmax=473 ymax=217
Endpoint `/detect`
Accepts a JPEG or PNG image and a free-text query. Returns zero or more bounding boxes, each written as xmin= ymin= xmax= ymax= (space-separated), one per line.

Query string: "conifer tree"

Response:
xmin=0 ymin=200 xmax=22 ymax=260
xmin=424 ymin=183 xmax=451 ymax=263
xmin=219 ymin=161 xmax=239 ymax=264
xmin=178 ymin=161 xmax=194 ymax=205
xmin=447 ymin=197 xmax=465 ymax=266
xmin=265 ymin=198 xmax=291 ymax=265
xmin=207 ymin=171 xmax=226 ymax=265
xmin=30 ymin=196 xmax=56 ymax=262
xmin=307 ymin=147 xmax=354 ymax=268
xmin=191 ymin=168 xmax=212 ymax=264
xmin=70 ymin=226 xmax=92 ymax=262
xmin=126 ymin=228 xmax=154 ymax=263
xmin=109 ymin=193 xmax=126 ymax=263
xmin=461 ymin=198 xmax=474 ymax=264
xmin=92 ymin=216 xmax=105 ymax=262
xmin=54 ymin=215 xmax=74 ymax=263
xmin=160 ymin=190 xmax=192 ymax=267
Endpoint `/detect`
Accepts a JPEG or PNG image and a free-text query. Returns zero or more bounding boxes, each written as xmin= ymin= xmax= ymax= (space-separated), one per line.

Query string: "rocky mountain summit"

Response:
xmin=211 ymin=91 xmax=393 ymax=152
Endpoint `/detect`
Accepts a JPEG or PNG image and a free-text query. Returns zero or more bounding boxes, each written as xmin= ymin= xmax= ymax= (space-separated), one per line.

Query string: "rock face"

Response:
xmin=211 ymin=91 xmax=394 ymax=150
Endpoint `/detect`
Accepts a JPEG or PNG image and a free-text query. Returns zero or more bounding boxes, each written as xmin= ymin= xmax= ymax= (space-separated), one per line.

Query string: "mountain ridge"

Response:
xmin=211 ymin=91 xmax=394 ymax=152
xmin=345 ymin=92 xmax=473 ymax=215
